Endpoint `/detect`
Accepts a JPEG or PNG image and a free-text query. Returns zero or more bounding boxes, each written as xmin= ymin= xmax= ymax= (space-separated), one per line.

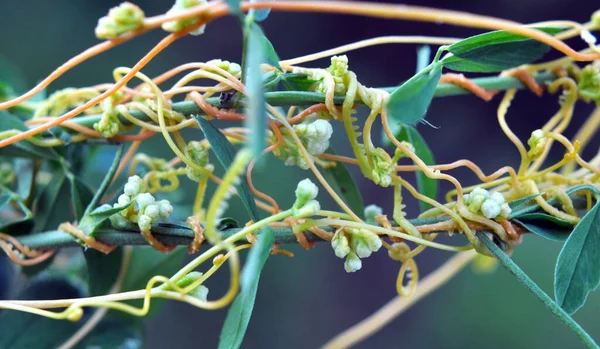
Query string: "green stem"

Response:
xmin=16 ymin=217 xmax=449 ymax=250
xmin=68 ymin=72 xmax=556 ymax=129
xmin=478 ymin=232 xmax=599 ymax=349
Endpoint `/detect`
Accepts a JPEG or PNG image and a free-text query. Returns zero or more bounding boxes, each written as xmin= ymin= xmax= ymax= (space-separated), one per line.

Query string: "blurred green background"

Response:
xmin=1 ymin=0 xmax=600 ymax=348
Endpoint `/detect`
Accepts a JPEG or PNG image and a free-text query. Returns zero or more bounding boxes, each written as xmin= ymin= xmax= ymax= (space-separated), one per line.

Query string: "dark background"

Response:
xmin=2 ymin=0 xmax=600 ymax=348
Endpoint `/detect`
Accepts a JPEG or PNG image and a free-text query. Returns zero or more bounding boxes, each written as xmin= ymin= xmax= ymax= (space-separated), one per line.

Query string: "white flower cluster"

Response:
xmin=310 ymin=55 xmax=350 ymax=95
xmin=332 ymin=228 xmax=382 ymax=273
xmin=109 ymin=175 xmax=173 ymax=232
xmin=95 ymin=2 xmax=145 ymax=40
xmin=464 ymin=187 xmax=511 ymax=220
xmin=94 ymin=94 xmax=122 ymax=138
xmin=162 ymin=0 xmax=207 ymax=35
xmin=271 ymin=119 xmax=333 ymax=170
xmin=292 ymin=179 xmax=321 ymax=218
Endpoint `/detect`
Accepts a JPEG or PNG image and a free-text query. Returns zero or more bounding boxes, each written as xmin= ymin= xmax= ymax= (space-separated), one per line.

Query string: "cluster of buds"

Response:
xmin=292 ymin=179 xmax=321 ymax=219
xmin=463 ymin=187 xmax=511 ymax=220
xmin=369 ymin=147 xmax=394 ymax=187
xmin=162 ymin=0 xmax=207 ymax=35
xmin=527 ymin=129 xmax=547 ymax=160
xmin=206 ymin=59 xmax=242 ymax=77
xmin=578 ymin=63 xmax=600 ymax=104
xmin=331 ymin=228 xmax=382 ymax=273
xmin=94 ymin=93 xmax=124 ymax=138
xmin=109 ymin=176 xmax=174 ymax=233
xmin=184 ymin=141 xmax=214 ymax=182
xmin=309 ymin=55 xmax=350 ymax=96
xmin=95 ymin=2 xmax=145 ymax=40
xmin=270 ymin=119 xmax=333 ymax=170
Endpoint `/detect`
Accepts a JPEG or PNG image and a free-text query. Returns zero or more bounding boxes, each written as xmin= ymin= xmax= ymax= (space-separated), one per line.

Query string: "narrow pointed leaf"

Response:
xmin=83 ymin=144 xmax=124 ymax=217
xmin=443 ymin=27 xmax=564 ymax=72
xmin=396 ymin=125 xmax=437 ymax=211
xmin=322 ymin=147 xmax=364 ymax=217
xmin=244 ymin=23 xmax=267 ymax=157
xmin=555 ymin=200 xmax=600 ymax=314
xmin=219 ymin=228 xmax=275 ymax=349
xmin=386 ymin=63 xmax=442 ymax=126
xmin=194 ymin=115 xmax=260 ymax=221
xmin=515 ymin=215 xmax=572 ymax=242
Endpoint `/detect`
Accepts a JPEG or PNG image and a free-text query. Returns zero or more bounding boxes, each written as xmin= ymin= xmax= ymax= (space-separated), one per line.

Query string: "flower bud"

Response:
xmin=331 ymin=231 xmax=350 ymax=258
xmin=364 ymin=204 xmax=383 ymax=222
xmin=527 ymin=129 xmax=547 ymax=160
xmin=344 ymin=251 xmax=362 ymax=273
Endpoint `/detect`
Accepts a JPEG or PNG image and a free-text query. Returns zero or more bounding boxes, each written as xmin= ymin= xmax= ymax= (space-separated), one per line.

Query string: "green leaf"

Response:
xmin=0 ymin=111 xmax=60 ymax=160
xmin=515 ymin=215 xmax=572 ymax=242
xmin=248 ymin=0 xmax=271 ymax=22
xmin=416 ymin=45 xmax=431 ymax=73
xmin=33 ymin=170 xmax=70 ymax=233
xmin=322 ymin=147 xmax=364 ymax=217
xmin=14 ymin=159 xmax=35 ymax=201
xmin=555 ymin=199 xmax=600 ymax=314
xmin=121 ymin=246 xmax=187 ymax=317
xmin=443 ymin=27 xmax=564 ymax=73
xmin=282 ymin=73 xmax=321 ymax=92
xmin=0 ymin=276 xmax=87 ymax=348
xmin=508 ymin=193 xmax=542 ymax=218
xmin=85 ymin=248 xmax=123 ymax=296
xmin=83 ymin=144 xmax=124 ymax=217
xmin=78 ymin=201 xmax=133 ymax=237
xmin=0 ymin=194 xmax=10 ymax=211
xmin=219 ymin=228 xmax=274 ymax=349
xmin=244 ymin=23 xmax=268 ymax=157
xmin=69 ymin=176 xmax=95 ymax=221
xmin=386 ymin=63 xmax=442 ymax=126
xmin=73 ymin=313 xmax=144 ymax=349
xmin=396 ymin=125 xmax=437 ymax=211
xmin=478 ymin=232 xmax=599 ymax=348
xmin=194 ymin=115 xmax=260 ymax=221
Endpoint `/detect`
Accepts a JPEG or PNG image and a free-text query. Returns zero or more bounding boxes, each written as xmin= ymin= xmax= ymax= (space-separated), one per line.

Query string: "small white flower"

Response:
xmin=294 ymin=178 xmax=319 ymax=207
xmin=293 ymin=200 xmax=320 ymax=218
xmin=117 ymin=194 xmax=131 ymax=206
xmin=481 ymin=199 xmax=501 ymax=219
xmin=331 ymin=231 xmax=350 ymax=258
xmin=304 ymin=119 xmax=333 ymax=155
xmin=364 ymin=204 xmax=383 ymax=222
xmin=344 ymin=251 xmax=362 ymax=273
xmin=490 ymin=192 xmax=505 ymax=205
xmin=136 ymin=192 xmax=155 ymax=210
xmin=138 ymin=214 xmax=152 ymax=232
xmin=157 ymin=200 xmax=173 ymax=219
xmin=144 ymin=204 xmax=159 ymax=221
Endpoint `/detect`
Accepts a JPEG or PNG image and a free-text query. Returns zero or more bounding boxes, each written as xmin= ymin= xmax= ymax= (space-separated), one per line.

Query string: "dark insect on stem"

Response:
xmin=219 ymin=90 xmax=237 ymax=108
